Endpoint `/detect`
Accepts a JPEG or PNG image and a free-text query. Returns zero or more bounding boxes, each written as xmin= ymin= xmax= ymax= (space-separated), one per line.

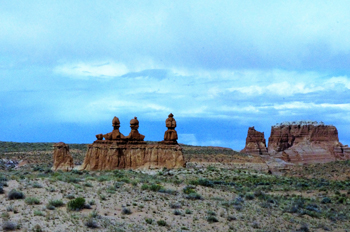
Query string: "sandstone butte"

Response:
xmin=51 ymin=142 xmax=74 ymax=171
xmin=241 ymin=121 xmax=350 ymax=164
xmin=240 ymin=126 xmax=268 ymax=156
xmin=78 ymin=114 xmax=185 ymax=171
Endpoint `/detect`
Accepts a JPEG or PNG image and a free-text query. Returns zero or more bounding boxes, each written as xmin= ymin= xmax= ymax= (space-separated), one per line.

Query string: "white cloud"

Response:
xmin=228 ymin=81 xmax=324 ymax=96
xmin=325 ymin=77 xmax=350 ymax=89
xmin=179 ymin=134 xmax=198 ymax=145
xmin=54 ymin=61 xmax=129 ymax=78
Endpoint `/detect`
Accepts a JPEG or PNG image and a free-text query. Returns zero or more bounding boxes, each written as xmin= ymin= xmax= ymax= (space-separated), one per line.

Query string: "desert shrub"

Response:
xmin=65 ymin=194 xmax=75 ymax=199
xmin=207 ymin=216 xmax=219 ymax=223
xmin=174 ymin=209 xmax=182 ymax=215
xmin=170 ymin=202 xmax=182 ymax=209
xmin=207 ymin=210 xmax=216 ymax=216
xmin=183 ymin=186 xmax=196 ymax=194
xmin=141 ymin=184 xmax=149 ymax=190
xmin=48 ymin=199 xmax=64 ymax=207
xmin=84 ymin=182 xmax=93 ymax=187
xmin=121 ymin=207 xmax=132 ymax=215
xmin=32 ymin=224 xmax=43 ymax=232
xmin=159 ymin=188 xmax=177 ymax=195
xmin=47 ymin=205 xmax=56 ymax=210
xmin=32 ymin=182 xmax=43 ymax=188
xmin=150 ymin=184 xmax=163 ymax=192
xmin=2 ymin=221 xmax=18 ymax=231
xmin=67 ymin=197 xmax=85 ymax=211
xmin=97 ymin=176 xmax=109 ymax=182
xmin=115 ymin=181 xmax=125 ymax=188
xmin=227 ymin=215 xmax=237 ymax=221
xmin=145 ymin=218 xmax=153 ymax=224
xmin=89 ymin=200 xmax=95 ymax=205
xmin=85 ymin=218 xmax=99 ymax=228
xmin=185 ymin=209 xmax=192 ymax=214
xmin=6 ymin=205 xmax=14 ymax=212
xmin=245 ymin=193 xmax=255 ymax=200
xmin=34 ymin=210 xmax=44 ymax=216
xmin=157 ymin=220 xmax=167 ymax=226
xmin=185 ymin=193 xmax=203 ymax=200
xmin=25 ymin=197 xmax=40 ymax=205
xmin=120 ymin=178 xmax=130 ymax=183
xmin=190 ymin=178 xmax=214 ymax=187
xmin=8 ymin=189 xmax=25 ymax=200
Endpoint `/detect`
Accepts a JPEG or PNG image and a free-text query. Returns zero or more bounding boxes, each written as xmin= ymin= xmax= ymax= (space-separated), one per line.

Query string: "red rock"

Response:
xmin=52 ymin=142 xmax=74 ymax=171
xmin=241 ymin=127 xmax=268 ymax=155
xmin=268 ymin=121 xmax=350 ymax=164
xmin=79 ymin=141 xmax=185 ymax=170
xmin=161 ymin=113 xmax=178 ymax=144
xmin=79 ymin=114 xmax=185 ymax=170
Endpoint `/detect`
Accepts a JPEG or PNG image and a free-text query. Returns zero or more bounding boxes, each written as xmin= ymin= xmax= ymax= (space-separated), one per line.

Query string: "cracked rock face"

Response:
xmin=241 ymin=127 xmax=268 ymax=156
xmin=79 ymin=142 xmax=185 ymax=171
xmin=78 ymin=114 xmax=185 ymax=171
xmin=268 ymin=122 xmax=350 ymax=164
xmin=52 ymin=142 xmax=74 ymax=171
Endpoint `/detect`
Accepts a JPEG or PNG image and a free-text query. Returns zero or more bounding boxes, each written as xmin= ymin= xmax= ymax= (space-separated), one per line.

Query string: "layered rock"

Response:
xmin=79 ymin=114 xmax=185 ymax=171
xmin=241 ymin=127 xmax=268 ymax=155
xmin=79 ymin=141 xmax=184 ymax=170
xmin=52 ymin=142 xmax=74 ymax=171
xmin=268 ymin=121 xmax=350 ymax=164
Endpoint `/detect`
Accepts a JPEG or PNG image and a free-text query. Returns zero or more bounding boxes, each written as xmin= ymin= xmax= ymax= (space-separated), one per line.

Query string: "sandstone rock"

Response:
xmin=79 ymin=141 xmax=185 ymax=170
xmin=102 ymin=116 xmax=125 ymax=141
xmin=80 ymin=114 xmax=185 ymax=170
xmin=125 ymin=117 xmax=145 ymax=141
xmin=161 ymin=113 xmax=178 ymax=144
xmin=268 ymin=121 xmax=350 ymax=164
xmin=52 ymin=142 xmax=74 ymax=171
xmin=241 ymin=127 xmax=268 ymax=155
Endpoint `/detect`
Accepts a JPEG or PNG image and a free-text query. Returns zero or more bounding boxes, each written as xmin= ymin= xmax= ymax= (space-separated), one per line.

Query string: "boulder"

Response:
xmin=241 ymin=127 xmax=268 ymax=155
xmin=52 ymin=142 xmax=74 ymax=171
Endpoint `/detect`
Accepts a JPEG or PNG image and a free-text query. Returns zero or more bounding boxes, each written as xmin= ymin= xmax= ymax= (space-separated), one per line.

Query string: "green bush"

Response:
xmin=67 ymin=197 xmax=85 ymax=211
xmin=25 ymin=197 xmax=40 ymax=205
xmin=122 ymin=207 xmax=132 ymax=215
xmin=48 ymin=199 xmax=64 ymax=207
xmin=157 ymin=220 xmax=167 ymax=226
xmin=150 ymin=184 xmax=163 ymax=192
xmin=183 ymin=186 xmax=196 ymax=194
xmin=141 ymin=184 xmax=149 ymax=190
xmin=145 ymin=218 xmax=153 ymax=224
xmin=207 ymin=216 xmax=219 ymax=223
xmin=185 ymin=193 xmax=203 ymax=200
xmin=8 ymin=189 xmax=25 ymax=200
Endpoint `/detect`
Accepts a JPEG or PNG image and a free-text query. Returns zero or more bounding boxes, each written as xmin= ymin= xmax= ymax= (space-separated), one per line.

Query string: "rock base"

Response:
xmin=52 ymin=142 xmax=74 ymax=171
xmin=79 ymin=140 xmax=185 ymax=171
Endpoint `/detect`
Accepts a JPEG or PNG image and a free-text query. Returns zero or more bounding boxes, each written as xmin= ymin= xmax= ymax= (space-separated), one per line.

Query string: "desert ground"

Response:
xmin=1 ymin=141 xmax=350 ymax=231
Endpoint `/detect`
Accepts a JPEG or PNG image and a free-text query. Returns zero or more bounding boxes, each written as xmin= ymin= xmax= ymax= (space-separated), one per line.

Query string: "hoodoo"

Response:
xmin=51 ymin=142 xmax=74 ymax=171
xmin=79 ymin=114 xmax=185 ymax=171
xmin=241 ymin=127 xmax=268 ymax=156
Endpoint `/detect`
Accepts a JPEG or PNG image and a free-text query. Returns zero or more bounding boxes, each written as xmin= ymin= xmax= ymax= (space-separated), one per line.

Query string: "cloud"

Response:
xmin=54 ymin=61 xmax=129 ymax=78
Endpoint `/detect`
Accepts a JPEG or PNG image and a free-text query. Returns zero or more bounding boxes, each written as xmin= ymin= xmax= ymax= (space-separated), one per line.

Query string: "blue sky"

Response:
xmin=1 ymin=1 xmax=350 ymax=150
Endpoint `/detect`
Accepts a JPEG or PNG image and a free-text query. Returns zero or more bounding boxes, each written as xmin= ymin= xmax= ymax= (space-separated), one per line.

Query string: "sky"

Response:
xmin=1 ymin=0 xmax=350 ymax=150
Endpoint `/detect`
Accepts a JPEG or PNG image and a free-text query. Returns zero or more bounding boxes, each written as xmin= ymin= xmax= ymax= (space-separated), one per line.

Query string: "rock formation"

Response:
xmin=52 ymin=142 xmax=74 ymax=171
xmin=125 ymin=117 xmax=146 ymax=142
xmin=79 ymin=115 xmax=185 ymax=171
xmin=160 ymin=113 xmax=178 ymax=144
xmin=241 ymin=127 xmax=268 ymax=155
xmin=268 ymin=121 xmax=350 ymax=164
